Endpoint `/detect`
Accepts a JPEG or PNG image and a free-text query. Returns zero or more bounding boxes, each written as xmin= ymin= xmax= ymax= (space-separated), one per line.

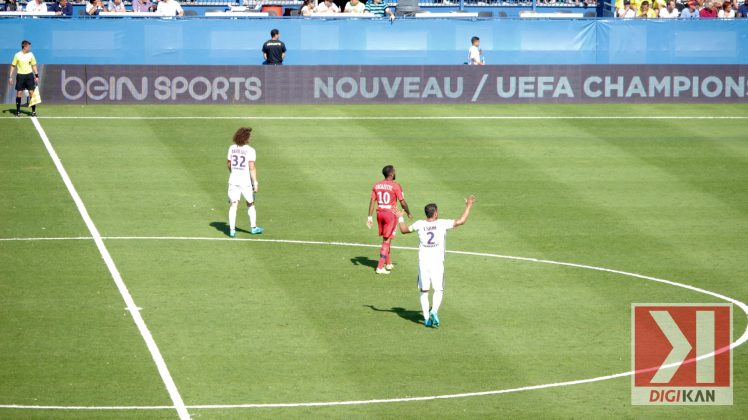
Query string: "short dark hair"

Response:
xmin=471 ymin=36 xmax=480 ymax=44
xmin=424 ymin=203 xmax=438 ymax=219
xmin=270 ymin=29 xmax=279 ymax=37
xmin=382 ymin=165 xmax=395 ymax=179
xmin=21 ymin=40 xmax=30 ymax=48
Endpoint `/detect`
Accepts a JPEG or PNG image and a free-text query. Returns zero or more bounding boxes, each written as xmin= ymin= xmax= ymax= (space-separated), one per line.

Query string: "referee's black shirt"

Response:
xmin=262 ymin=40 xmax=286 ymax=65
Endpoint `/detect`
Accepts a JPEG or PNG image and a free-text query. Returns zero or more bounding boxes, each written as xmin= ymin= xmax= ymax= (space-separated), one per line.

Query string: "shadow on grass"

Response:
xmin=209 ymin=221 xmax=250 ymax=237
xmin=364 ymin=305 xmax=423 ymax=325
xmin=350 ymin=256 xmax=379 ymax=269
xmin=2 ymin=108 xmax=29 ymax=117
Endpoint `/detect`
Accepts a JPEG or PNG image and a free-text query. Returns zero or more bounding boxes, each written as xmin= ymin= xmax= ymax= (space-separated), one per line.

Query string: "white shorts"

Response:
xmin=417 ymin=261 xmax=444 ymax=292
xmin=228 ymin=184 xmax=254 ymax=203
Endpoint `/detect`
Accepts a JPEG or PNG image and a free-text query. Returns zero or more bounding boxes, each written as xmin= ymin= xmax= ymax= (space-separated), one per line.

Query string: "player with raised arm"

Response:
xmin=227 ymin=127 xmax=263 ymax=237
xmin=395 ymin=195 xmax=475 ymax=328
xmin=367 ymin=165 xmax=412 ymax=274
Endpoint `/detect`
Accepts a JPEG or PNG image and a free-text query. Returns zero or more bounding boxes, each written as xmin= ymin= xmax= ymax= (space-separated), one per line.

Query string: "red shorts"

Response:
xmin=376 ymin=209 xmax=397 ymax=239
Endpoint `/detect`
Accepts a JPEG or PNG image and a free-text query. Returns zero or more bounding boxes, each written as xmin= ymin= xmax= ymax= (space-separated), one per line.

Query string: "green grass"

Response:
xmin=1 ymin=104 xmax=747 ymax=418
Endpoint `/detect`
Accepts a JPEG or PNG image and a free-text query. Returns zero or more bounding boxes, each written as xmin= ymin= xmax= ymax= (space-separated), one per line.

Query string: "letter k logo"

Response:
xmin=650 ymin=311 xmax=692 ymax=383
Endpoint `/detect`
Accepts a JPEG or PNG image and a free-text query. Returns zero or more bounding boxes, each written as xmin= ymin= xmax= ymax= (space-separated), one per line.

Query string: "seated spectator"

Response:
xmin=345 ymin=0 xmax=366 ymax=13
xmin=3 ymin=0 xmax=20 ymax=11
xmin=50 ymin=0 xmax=73 ymax=15
xmin=700 ymin=0 xmax=719 ymax=16
xmin=739 ymin=0 xmax=748 ymax=16
xmin=617 ymin=0 xmax=637 ymax=16
xmin=365 ymin=0 xmax=395 ymax=19
xmin=156 ymin=0 xmax=183 ymax=16
xmin=107 ymin=0 xmax=127 ymax=12
xmin=659 ymin=0 xmax=680 ymax=16
xmin=25 ymin=0 xmax=48 ymax=13
xmin=718 ymin=0 xmax=736 ymax=15
xmin=300 ymin=0 xmax=314 ymax=16
xmin=132 ymin=0 xmax=154 ymax=12
xmin=314 ymin=0 xmax=340 ymax=13
xmin=86 ymin=0 xmax=105 ymax=15
xmin=638 ymin=0 xmax=657 ymax=16
xmin=680 ymin=0 xmax=700 ymax=17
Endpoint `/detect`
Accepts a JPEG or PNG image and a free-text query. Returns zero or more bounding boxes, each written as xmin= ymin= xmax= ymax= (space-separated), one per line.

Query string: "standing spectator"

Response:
xmin=25 ymin=0 xmax=47 ymax=12
xmin=50 ymin=0 xmax=73 ymax=15
xmin=262 ymin=29 xmax=286 ymax=65
xmin=718 ymin=0 xmax=736 ymax=15
xmin=300 ymin=0 xmax=314 ymax=15
xmin=107 ymin=0 xmax=126 ymax=12
xmin=3 ymin=0 xmax=20 ymax=11
xmin=738 ymin=0 xmax=748 ymax=16
xmin=8 ymin=40 xmax=39 ymax=117
xmin=659 ymin=0 xmax=680 ymax=16
xmin=314 ymin=0 xmax=340 ymax=13
xmin=365 ymin=0 xmax=395 ymax=19
xmin=638 ymin=0 xmax=658 ymax=16
xmin=468 ymin=36 xmax=484 ymax=66
xmin=156 ymin=0 xmax=183 ymax=16
xmin=132 ymin=0 xmax=153 ymax=12
xmin=700 ymin=0 xmax=719 ymax=16
xmin=86 ymin=0 xmax=105 ymax=15
xmin=344 ymin=0 xmax=366 ymax=13
xmin=617 ymin=0 xmax=636 ymax=16
xmin=680 ymin=0 xmax=700 ymax=17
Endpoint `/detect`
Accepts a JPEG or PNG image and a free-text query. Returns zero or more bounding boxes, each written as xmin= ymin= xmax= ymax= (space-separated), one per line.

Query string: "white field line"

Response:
xmin=22 ymin=115 xmax=748 ymax=121
xmin=1 ymin=234 xmax=747 ymax=411
xmin=28 ymin=119 xmax=191 ymax=420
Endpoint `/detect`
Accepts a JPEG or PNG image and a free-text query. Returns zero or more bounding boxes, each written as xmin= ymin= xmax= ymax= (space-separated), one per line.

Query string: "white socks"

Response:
xmin=228 ymin=202 xmax=238 ymax=231
xmin=420 ymin=291 xmax=430 ymax=321
xmin=432 ymin=290 xmax=443 ymax=314
xmin=248 ymin=205 xmax=257 ymax=228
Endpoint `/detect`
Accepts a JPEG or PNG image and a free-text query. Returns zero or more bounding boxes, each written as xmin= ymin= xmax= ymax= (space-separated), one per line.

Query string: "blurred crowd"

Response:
xmin=616 ymin=0 xmax=748 ymax=18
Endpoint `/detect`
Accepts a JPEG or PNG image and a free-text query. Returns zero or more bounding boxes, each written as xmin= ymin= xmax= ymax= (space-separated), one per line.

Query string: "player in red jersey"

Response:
xmin=367 ymin=165 xmax=412 ymax=274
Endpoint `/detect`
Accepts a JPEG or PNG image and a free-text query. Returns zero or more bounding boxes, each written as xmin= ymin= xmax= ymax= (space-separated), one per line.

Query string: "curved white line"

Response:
xmin=1 ymin=235 xmax=745 ymax=411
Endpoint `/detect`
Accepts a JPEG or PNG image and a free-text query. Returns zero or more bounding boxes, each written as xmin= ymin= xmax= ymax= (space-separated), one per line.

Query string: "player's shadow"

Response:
xmin=350 ymin=256 xmax=379 ymax=269
xmin=364 ymin=305 xmax=423 ymax=325
xmin=2 ymin=108 xmax=30 ymax=116
xmin=209 ymin=221 xmax=250 ymax=237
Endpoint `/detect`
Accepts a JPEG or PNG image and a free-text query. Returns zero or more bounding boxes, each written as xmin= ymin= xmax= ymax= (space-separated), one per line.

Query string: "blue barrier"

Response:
xmin=1 ymin=18 xmax=746 ymax=65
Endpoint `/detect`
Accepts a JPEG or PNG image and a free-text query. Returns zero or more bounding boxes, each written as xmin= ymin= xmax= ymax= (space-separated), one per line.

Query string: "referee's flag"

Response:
xmin=29 ymin=89 xmax=42 ymax=106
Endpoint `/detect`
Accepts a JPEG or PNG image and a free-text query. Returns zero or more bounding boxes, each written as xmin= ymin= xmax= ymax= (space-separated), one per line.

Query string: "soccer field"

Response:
xmin=1 ymin=104 xmax=747 ymax=419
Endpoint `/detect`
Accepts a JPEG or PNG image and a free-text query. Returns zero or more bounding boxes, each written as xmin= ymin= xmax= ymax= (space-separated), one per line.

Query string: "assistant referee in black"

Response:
xmin=262 ymin=29 xmax=286 ymax=65
xmin=8 ymin=40 xmax=39 ymax=117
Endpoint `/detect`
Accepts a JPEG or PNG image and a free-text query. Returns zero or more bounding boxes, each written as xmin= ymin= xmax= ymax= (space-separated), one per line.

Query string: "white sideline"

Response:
xmin=28 ymin=118 xmax=191 ymax=420
xmin=2 ymin=234 xmax=747 ymax=411
xmin=24 ymin=115 xmax=748 ymax=121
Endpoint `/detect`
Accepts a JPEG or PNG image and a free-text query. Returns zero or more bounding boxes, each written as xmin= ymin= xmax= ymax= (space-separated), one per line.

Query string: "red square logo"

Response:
xmin=632 ymin=304 xmax=732 ymax=405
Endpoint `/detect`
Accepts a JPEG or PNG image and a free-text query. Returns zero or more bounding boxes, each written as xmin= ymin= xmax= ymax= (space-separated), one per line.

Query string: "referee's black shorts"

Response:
xmin=15 ymin=73 xmax=35 ymax=92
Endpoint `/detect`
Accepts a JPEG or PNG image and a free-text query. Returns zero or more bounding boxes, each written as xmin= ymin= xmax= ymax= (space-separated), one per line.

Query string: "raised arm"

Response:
xmin=453 ymin=194 xmax=475 ymax=228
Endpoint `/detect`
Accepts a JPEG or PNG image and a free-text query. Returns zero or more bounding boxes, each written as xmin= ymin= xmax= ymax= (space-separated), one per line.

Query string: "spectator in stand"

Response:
xmin=157 ymin=0 xmax=183 ymax=16
xmin=718 ymin=0 xmax=736 ymax=15
xmin=365 ymin=0 xmax=395 ymax=20
xmin=107 ymin=0 xmax=127 ymax=12
xmin=50 ymin=0 xmax=73 ymax=15
xmin=345 ymin=0 xmax=366 ymax=13
xmin=262 ymin=29 xmax=286 ymax=65
xmin=3 ymin=0 xmax=20 ymax=11
xmin=659 ymin=0 xmax=680 ymax=16
xmin=468 ymin=36 xmax=484 ymax=66
xmin=132 ymin=0 xmax=154 ymax=12
xmin=617 ymin=0 xmax=637 ymax=16
xmin=700 ymin=0 xmax=719 ymax=16
xmin=25 ymin=0 xmax=47 ymax=12
xmin=638 ymin=0 xmax=658 ymax=16
xmin=314 ymin=0 xmax=340 ymax=13
xmin=300 ymin=0 xmax=314 ymax=16
xmin=86 ymin=0 xmax=105 ymax=15
xmin=680 ymin=0 xmax=700 ymax=17
xmin=739 ymin=0 xmax=748 ymax=16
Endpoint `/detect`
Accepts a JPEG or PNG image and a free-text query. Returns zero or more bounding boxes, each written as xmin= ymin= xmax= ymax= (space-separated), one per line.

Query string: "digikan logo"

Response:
xmin=632 ymin=304 xmax=732 ymax=405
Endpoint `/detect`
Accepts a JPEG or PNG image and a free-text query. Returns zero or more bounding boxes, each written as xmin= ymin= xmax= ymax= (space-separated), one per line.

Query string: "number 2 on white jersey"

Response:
xmin=231 ymin=154 xmax=246 ymax=169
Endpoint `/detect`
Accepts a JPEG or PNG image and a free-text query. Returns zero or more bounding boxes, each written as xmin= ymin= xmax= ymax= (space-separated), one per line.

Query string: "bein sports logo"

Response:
xmin=631 ymin=304 xmax=732 ymax=405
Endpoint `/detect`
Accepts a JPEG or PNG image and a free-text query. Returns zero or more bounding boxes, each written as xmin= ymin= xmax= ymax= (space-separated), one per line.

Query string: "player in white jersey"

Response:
xmin=395 ymin=195 xmax=475 ymax=328
xmin=227 ymin=127 xmax=263 ymax=237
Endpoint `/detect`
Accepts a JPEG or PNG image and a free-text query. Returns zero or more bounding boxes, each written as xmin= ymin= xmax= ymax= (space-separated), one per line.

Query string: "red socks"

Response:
xmin=377 ymin=241 xmax=391 ymax=269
